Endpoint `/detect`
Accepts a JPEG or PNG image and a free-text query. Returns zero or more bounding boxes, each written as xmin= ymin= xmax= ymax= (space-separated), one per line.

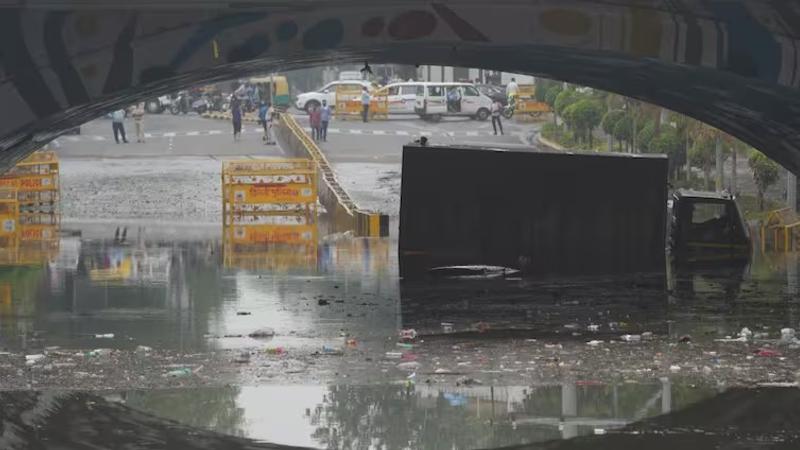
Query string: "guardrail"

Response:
xmin=274 ymin=113 xmax=389 ymax=237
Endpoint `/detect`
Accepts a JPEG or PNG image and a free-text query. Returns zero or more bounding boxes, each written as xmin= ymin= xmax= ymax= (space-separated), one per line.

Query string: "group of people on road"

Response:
xmin=229 ymin=95 xmax=277 ymax=144
xmin=307 ymin=100 xmax=332 ymax=142
xmin=110 ymin=104 xmax=146 ymax=144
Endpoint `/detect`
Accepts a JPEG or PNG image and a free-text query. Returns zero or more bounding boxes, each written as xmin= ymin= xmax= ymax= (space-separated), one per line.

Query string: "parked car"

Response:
xmin=476 ymin=84 xmax=508 ymax=106
xmin=414 ymin=82 xmax=493 ymax=121
xmin=295 ymin=80 xmax=375 ymax=112
xmin=374 ymin=82 xmax=426 ymax=114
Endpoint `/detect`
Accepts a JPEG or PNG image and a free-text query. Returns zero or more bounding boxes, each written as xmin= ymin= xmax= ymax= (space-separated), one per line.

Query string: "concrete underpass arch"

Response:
xmin=2 ymin=0 xmax=800 ymax=172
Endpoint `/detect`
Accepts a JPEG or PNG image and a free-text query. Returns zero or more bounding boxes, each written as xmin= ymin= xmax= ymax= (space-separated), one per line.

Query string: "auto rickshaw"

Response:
xmin=249 ymin=76 xmax=290 ymax=110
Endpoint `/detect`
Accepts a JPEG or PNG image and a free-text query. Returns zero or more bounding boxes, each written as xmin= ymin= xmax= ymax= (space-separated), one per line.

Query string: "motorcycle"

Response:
xmin=191 ymin=96 xmax=210 ymax=115
xmin=502 ymin=95 xmax=517 ymax=119
xmin=169 ymin=91 xmax=189 ymax=115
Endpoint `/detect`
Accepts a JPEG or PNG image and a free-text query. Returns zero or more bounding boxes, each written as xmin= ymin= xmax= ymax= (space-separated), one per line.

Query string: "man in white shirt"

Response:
xmin=111 ymin=109 xmax=128 ymax=144
xmin=506 ymin=77 xmax=519 ymax=100
xmin=361 ymin=87 xmax=372 ymax=123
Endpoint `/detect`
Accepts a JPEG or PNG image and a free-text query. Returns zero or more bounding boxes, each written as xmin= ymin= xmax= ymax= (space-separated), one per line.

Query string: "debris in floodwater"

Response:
xmin=593 ymin=428 xmax=607 ymax=435
xmin=236 ymin=311 xmax=251 ymax=316
xmin=317 ymin=299 xmax=330 ymax=306
xmin=346 ymin=339 xmax=358 ymax=347
xmin=781 ymin=328 xmax=797 ymax=344
xmin=435 ymin=368 xmax=453 ymax=374
xmin=427 ymin=265 xmax=521 ymax=279
xmin=248 ymin=328 xmax=275 ymax=338
xmin=401 ymin=353 xmax=418 ymax=362
xmin=679 ymin=335 xmax=693 ymax=344
xmin=475 ymin=322 xmax=490 ymax=333
xmin=441 ymin=322 xmax=454 ymax=333
xmin=321 ymin=346 xmax=343 ymax=355
xmin=739 ymin=327 xmax=754 ymax=340
xmin=25 ymin=354 xmax=45 ymax=365
xmin=397 ymin=361 xmax=420 ymax=371
xmin=385 ymin=352 xmax=403 ymax=359
xmin=264 ymin=347 xmax=285 ymax=355
xmin=94 ymin=334 xmax=114 ymax=339
xmin=135 ymin=346 xmax=152 ymax=354
xmin=87 ymin=349 xmax=112 ymax=358
xmin=399 ymin=329 xmax=417 ymax=340
xmin=587 ymin=324 xmax=600 ymax=332
xmin=621 ymin=334 xmax=642 ymax=342
xmin=755 ymin=348 xmax=781 ymax=357
xmin=669 ymin=365 xmax=681 ymax=372
xmin=587 ymin=340 xmax=603 ymax=346
xmin=234 ymin=351 xmax=251 ymax=364
xmin=641 ymin=331 xmax=654 ymax=340
xmin=165 ymin=368 xmax=192 ymax=378
xmin=396 ymin=343 xmax=414 ymax=349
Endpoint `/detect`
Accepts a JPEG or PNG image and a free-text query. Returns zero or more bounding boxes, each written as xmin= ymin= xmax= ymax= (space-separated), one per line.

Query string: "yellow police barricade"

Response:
xmin=514 ymin=84 xmax=551 ymax=122
xmin=369 ymin=88 xmax=389 ymax=120
xmin=221 ymin=158 xmax=319 ymax=271
xmin=0 ymin=150 xmax=60 ymax=265
xmin=334 ymin=85 xmax=365 ymax=120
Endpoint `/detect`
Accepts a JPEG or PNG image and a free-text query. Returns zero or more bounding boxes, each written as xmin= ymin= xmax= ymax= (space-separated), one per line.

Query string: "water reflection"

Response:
xmin=0 ymin=222 xmax=397 ymax=352
xmin=122 ymin=381 xmax=718 ymax=449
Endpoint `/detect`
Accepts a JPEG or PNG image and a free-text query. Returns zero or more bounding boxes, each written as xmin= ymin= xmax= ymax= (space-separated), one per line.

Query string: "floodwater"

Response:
xmin=2 ymin=221 xmax=800 ymax=448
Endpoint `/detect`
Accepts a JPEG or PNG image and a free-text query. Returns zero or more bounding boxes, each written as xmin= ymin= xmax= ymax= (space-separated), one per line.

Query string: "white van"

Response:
xmin=414 ymin=82 xmax=493 ymax=121
xmin=374 ymin=82 xmax=426 ymax=114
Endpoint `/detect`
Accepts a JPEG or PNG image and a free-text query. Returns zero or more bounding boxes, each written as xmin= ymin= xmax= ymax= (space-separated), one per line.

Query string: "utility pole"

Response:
xmin=714 ymin=136 xmax=723 ymax=192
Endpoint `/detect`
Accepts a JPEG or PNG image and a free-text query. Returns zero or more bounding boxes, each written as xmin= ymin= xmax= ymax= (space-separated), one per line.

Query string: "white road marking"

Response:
xmin=186 ymin=131 xmax=200 ymax=136
xmin=91 ymin=136 xmax=105 ymax=141
xmin=144 ymin=133 xmax=154 ymax=138
xmin=163 ymin=132 xmax=176 ymax=137
xmin=327 ymin=128 xmax=341 ymax=134
xmin=208 ymin=130 xmax=222 ymax=135
xmin=372 ymin=130 xmax=386 ymax=135
xmin=466 ymin=131 xmax=479 ymax=136
xmin=395 ymin=130 xmax=410 ymax=136
xmin=348 ymin=129 xmax=363 ymax=134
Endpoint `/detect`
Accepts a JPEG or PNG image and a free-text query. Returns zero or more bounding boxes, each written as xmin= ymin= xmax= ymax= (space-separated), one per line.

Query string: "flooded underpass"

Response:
xmin=1 ymin=219 xmax=800 ymax=447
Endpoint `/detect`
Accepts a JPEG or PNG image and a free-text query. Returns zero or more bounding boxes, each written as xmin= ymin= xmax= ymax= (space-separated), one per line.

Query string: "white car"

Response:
xmin=375 ymin=82 xmax=426 ymax=114
xmin=414 ymin=82 xmax=493 ymax=121
xmin=295 ymin=80 xmax=374 ymax=112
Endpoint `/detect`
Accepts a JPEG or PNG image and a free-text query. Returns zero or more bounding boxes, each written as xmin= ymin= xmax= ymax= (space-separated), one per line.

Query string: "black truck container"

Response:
xmin=399 ymin=145 xmax=669 ymax=279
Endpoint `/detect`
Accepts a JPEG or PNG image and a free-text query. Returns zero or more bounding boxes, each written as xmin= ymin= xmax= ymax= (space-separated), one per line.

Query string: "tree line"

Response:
xmin=535 ymin=80 xmax=781 ymax=209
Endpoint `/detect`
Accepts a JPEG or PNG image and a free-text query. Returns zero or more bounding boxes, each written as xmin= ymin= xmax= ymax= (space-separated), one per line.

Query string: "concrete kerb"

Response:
xmin=202 ymin=112 xmax=260 ymax=123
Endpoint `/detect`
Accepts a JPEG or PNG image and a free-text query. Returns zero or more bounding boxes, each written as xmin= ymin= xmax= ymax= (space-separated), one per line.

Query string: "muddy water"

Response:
xmin=2 ymin=222 xmax=800 ymax=447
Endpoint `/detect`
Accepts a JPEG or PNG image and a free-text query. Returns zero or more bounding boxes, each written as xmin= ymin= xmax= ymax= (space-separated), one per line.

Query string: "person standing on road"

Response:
xmin=111 ymin=108 xmax=128 ymax=144
xmin=258 ymin=101 xmax=269 ymax=141
xmin=320 ymin=100 xmax=331 ymax=142
xmin=265 ymin=103 xmax=276 ymax=145
xmin=309 ymin=104 xmax=322 ymax=142
xmin=491 ymin=99 xmax=504 ymax=136
xmin=132 ymin=103 xmax=145 ymax=143
xmin=361 ymin=86 xmax=371 ymax=123
xmin=231 ymin=96 xmax=242 ymax=141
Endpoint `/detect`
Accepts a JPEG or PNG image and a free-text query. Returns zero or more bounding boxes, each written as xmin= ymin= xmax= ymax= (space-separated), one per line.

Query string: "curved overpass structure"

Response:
xmin=2 ymin=0 xmax=800 ymax=171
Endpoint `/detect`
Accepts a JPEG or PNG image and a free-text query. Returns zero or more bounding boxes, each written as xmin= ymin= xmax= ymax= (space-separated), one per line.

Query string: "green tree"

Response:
xmin=535 ymin=79 xmax=558 ymax=103
xmin=689 ymin=134 xmax=717 ymax=189
xmin=554 ymin=89 xmax=581 ymax=119
xmin=613 ymin=113 xmax=633 ymax=152
xmin=602 ymin=109 xmax=625 ymax=151
xmin=563 ymin=99 xmax=604 ymax=148
xmin=637 ymin=120 xmax=657 ymax=153
xmin=748 ymin=150 xmax=780 ymax=210
xmin=649 ymin=128 xmax=683 ymax=179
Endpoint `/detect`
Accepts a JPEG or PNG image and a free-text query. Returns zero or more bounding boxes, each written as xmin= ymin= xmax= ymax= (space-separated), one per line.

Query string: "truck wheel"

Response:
xmin=476 ymin=108 xmax=490 ymax=121
xmin=502 ymin=108 xmax=514 ymax=120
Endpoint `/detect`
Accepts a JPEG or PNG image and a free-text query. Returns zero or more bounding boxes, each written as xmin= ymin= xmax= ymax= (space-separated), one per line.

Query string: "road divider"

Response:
xmin=273 ymin=113 xmax=389 ymax=237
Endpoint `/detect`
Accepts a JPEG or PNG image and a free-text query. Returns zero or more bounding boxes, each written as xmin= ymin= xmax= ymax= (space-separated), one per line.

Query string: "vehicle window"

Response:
xmin=400 ymin=86 xmax=417 ymax=96
xmin=691 ymin=202 xmax=728 ymax=224
xmin=319 ymin=83 xmax=334 ymax=92
xmin=464 ymin=86 xmax=479 ymax=96
xmin=416 ymin=86 xmax=425 ymax=96
xmin=428 ymin=86 xmax=443 ymax=96
xmin=387 ymin=86 xmax=400 ymax=96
